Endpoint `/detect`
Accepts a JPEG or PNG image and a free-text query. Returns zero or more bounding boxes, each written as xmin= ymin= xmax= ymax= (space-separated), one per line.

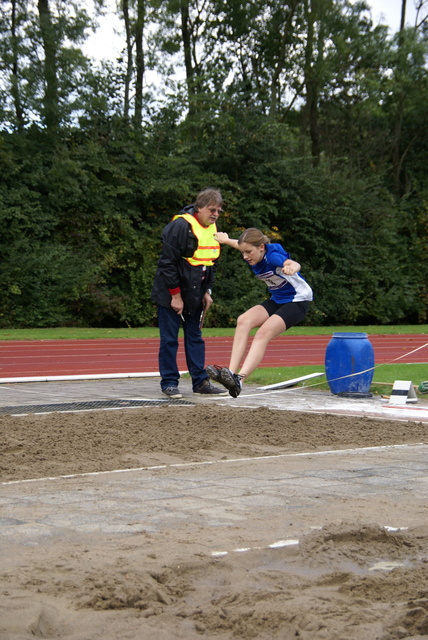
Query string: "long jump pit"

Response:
xmin=1 ymin=377 xmax=428 ymax=640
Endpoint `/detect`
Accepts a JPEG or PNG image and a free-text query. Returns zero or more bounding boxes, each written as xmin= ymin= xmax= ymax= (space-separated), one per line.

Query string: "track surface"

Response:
xmin=0 ymin=334 xmax=426 ymax=378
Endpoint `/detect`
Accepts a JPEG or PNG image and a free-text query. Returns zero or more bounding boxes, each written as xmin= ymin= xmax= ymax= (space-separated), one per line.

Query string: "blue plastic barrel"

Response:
xmin=325 ymin=332 xmax=375 ymax=396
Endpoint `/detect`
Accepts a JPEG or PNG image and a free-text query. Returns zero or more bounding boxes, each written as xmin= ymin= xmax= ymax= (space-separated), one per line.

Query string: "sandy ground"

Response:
xmin=1 ymin=404 xmax=428 ymax=640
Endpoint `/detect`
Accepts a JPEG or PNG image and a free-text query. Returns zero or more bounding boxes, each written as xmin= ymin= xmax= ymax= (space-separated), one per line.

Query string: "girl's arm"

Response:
xmin=214 ymin=232 xmax=240 ymax=249
xmin=282 ymin=259 xmax=301 ymax=276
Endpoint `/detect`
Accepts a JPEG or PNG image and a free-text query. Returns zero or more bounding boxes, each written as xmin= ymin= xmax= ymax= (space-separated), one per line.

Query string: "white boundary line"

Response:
xmin=0 ymin=371 xmax=188 ymax=384
xmin=2 ymin=442 xmax=425 ymax=486
xmin=9 ymin=405 xmax=186 ymax=417
xmin=7 ymin=405 xmax=428 ymax=423
xmin=6 ymin=396 xmax=192 ymax=416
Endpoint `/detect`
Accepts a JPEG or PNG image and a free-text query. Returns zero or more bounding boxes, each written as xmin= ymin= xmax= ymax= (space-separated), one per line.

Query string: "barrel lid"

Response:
xmin=331 ymin=332 xmax=368 ymax=338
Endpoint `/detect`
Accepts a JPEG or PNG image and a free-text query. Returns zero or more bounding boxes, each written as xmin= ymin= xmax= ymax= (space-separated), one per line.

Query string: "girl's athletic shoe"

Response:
xmin=218 ymin=367 xmax=243 ymax=398
xmin=206 ymin=364 xmax=223 ymax=384
xmin=193 ymin=380 xmax=228 ymax=396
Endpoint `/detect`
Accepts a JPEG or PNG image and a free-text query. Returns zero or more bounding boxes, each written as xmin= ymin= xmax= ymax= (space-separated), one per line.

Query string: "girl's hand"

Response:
xmin=282 ymin=259 xmax=301 ymax=276
xmin=214 ymin=232 xmax=240 ymax=249
xmin=214 ymin=231 xmax=230 ymax=244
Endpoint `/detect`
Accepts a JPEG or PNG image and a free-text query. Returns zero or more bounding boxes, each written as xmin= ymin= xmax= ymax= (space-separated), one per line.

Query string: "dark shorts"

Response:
xmin=259 ymin=299 xmax=310 ymax=330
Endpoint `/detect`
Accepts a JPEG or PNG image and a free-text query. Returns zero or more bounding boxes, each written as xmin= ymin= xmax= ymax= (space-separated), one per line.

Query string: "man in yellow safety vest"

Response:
xmin=151 ymin=188 xmax=228 ymax=399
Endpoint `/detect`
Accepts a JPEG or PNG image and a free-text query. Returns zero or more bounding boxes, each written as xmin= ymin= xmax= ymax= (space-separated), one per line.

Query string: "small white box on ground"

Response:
xmin=389 ymin=380 xmax=418 ymax=405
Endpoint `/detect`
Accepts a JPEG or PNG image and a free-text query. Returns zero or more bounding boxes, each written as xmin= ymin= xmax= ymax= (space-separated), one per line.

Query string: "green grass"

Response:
xmin=246 ymin=363 xmax=428 ymax=399
xmin=0 ymin=324 xmax=427 ymax=341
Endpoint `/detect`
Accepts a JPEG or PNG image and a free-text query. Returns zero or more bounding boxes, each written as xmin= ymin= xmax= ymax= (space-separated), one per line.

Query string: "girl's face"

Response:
xmin=239 ymin=242 xmax=265 ymax=265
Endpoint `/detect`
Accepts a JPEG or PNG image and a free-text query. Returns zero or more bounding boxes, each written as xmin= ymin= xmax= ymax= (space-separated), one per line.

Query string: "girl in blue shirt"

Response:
xmin=207 ymin=227 xmax=313 ymax=397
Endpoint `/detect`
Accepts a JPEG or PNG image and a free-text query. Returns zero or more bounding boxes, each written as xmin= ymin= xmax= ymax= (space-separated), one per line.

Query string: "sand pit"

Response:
xmin=1 ymin=404 xmax=428 ymax=639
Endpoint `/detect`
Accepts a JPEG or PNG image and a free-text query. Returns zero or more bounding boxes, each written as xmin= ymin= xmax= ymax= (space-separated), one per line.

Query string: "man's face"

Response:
xmin=196 ymin=204 xmax=223 ymax=227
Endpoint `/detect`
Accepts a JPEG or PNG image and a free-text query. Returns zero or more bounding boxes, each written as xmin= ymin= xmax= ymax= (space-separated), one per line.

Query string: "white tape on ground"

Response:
xmin=211 ymin=526 xmax=407 ymax=558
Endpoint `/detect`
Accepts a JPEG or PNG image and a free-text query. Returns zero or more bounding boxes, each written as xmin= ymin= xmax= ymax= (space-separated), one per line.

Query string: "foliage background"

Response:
xmin=0 ymin=0 xmax=427 ymax=328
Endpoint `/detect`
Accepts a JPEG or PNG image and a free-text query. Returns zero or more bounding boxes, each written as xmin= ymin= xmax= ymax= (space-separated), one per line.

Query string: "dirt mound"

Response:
xmin=1 ymin=405 xmax=426 ymax=482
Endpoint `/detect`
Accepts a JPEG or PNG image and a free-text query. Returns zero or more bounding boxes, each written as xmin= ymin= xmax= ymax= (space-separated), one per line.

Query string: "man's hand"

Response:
xmin=170 ymin=293 xmax=184 ymax=314
xmin=203 ymin=290 xmax=213 ymax=310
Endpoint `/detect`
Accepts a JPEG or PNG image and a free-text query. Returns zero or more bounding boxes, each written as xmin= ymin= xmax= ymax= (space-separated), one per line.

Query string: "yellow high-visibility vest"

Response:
xmin=173 ymin=213 xmax=220 ymax=266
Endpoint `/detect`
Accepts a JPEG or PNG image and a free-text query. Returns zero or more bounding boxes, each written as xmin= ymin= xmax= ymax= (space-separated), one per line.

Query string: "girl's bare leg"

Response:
xmin=228 ymin=305 xmax=269 ymax=373
xmin=238 ymin=314 xmax=286 ymax=378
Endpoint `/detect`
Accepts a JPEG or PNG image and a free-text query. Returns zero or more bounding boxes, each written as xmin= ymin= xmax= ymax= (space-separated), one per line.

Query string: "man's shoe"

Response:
xmin=193 ymin=380 xmax=229 ymax=396
xmin=218 ymin=368 xmax=243 ymax=398
xmin=162 ymin=387 xmax=182 ymax=399
xmin=206 ymin=364 xmax=223 ymax=384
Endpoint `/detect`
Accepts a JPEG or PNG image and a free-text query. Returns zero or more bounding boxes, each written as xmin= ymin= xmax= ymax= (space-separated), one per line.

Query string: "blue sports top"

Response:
xmin=249 ymin=243 xmax=313 ymax=304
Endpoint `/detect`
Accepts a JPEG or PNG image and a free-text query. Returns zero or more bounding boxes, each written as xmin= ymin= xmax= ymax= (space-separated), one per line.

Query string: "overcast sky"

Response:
xmin=82 ymin=0 xmax=422 ymax=63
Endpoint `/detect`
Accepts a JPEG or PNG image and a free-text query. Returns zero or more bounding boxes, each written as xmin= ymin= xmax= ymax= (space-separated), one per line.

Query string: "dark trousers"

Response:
xmin=157 ymin=304 xmax=207 ymax=391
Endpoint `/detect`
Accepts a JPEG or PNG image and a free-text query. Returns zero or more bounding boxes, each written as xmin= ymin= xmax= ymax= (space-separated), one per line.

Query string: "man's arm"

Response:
xmin=157 ymin=218 xmax=192 ymax=289
xmin=157 ymin=219 xmax=192 ymax=314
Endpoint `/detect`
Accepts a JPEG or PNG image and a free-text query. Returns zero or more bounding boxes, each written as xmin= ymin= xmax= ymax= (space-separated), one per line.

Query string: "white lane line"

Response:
xmin=2 ymin=443 xmax=425 ymax=486
xmin=0 ymin=372 xmax=167 ymax=384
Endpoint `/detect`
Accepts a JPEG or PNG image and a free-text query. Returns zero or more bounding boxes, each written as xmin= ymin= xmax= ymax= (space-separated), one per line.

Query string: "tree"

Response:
xmin=134 ymin=0 xmax=146 ymax=126
xmin=302 ymin=0 xmax=327 ymax=166
xmin=122 ymin=0 xmax=133 ymax=119
xmin=37 ymin=0 xmax=59 ymax=131
xmin=0 ymin=0 xmax=31 ymax=129
xmin=115 ymin=0 xmax=159 ymax=126
xmin=9 ymin=0 xmax=25 ymax=129
xmin=0 ymin=0 xmax=100 ymax=130
xmin=391 ymin=0 xmax=428 ymax=194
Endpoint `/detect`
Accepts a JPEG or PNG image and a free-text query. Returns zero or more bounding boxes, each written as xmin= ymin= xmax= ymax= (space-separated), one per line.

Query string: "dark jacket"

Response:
xmin=151 ymin=206 xmax=218 ymax=314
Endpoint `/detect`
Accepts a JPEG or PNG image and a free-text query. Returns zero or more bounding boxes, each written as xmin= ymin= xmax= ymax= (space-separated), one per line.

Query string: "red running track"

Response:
xmin=0 ymin=334 xmax=427 ymax=379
